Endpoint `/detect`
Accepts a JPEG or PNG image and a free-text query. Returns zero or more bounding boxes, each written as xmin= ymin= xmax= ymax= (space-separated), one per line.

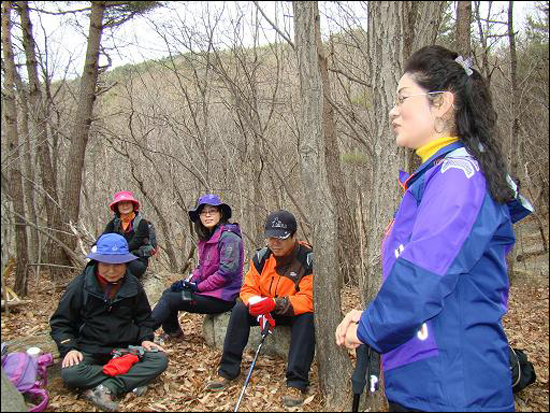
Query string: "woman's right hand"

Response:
xmin=62 ymin=350 xmax=83 ymax=368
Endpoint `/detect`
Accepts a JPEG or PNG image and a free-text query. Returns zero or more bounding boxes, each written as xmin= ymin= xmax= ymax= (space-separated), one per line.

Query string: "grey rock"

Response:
xmin=203 ymin=311 xmax=291 ymax=359
xmin=1 ymin=368 xmax=28 ymax=412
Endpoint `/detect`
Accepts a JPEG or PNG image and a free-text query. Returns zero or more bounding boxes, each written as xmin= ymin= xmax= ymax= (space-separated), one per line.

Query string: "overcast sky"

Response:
xmin=25 ymin=1 xmax=541 ymax=80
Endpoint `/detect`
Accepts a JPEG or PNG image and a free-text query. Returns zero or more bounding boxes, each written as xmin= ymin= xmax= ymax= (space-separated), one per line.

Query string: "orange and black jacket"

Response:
xmin=240 ymin=242 xmax=313 ymax=316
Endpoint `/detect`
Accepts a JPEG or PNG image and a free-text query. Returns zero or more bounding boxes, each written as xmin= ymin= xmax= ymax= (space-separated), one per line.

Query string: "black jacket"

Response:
xmin=50 ymin=263 xmax=155 ymax=358
xmin=102 ymin=214 xmax=150 ymax=255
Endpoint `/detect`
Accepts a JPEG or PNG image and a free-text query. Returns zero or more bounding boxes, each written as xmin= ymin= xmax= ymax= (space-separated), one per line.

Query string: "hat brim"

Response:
xmin=109 ymin=199 xmax=140 ymax=212
xmin=264 ymin=229 xmax=292 ymax=240
xmin=86 ymin=252 xmax=138 ymax=264
xmin=189 ymin=203 xmax=232 ymax=222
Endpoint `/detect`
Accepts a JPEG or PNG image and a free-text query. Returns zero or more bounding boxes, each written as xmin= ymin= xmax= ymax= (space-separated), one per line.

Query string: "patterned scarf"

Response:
xmin=120 ymin=212 xmax=136 ymax=232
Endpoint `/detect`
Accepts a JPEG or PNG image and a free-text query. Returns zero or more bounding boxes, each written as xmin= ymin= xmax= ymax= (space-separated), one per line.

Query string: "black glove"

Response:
xmin=183 ymin=281 xmax=198 ymax=292
xmin=170 ymin=280 xmax=186 ymax=292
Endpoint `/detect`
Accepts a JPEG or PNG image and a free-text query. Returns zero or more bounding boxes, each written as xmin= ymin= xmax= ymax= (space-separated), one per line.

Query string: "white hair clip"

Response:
xmin=478 ymin=141 xmax=486 ymax=153
xmin=455 ymin=55 xmax=473 ymax=76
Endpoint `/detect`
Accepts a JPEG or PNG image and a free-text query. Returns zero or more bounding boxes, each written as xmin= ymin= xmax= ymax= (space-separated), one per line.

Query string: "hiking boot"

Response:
xmin=82 ymin=384 xmax=118 ymax=412
xmin=157 ymin=329 xmax=184 ymax=343
xmin=132 ymin=385 xmax=148 ymax=396
xmin=205 ymin=372 xmax=239 ymax=391
xmin=282 ymin=386 xmax=307 ymax=408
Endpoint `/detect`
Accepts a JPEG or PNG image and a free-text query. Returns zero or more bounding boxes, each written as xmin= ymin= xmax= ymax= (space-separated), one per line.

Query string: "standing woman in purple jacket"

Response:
xmin=335 ymin=46 xmax=533 ymax=412
xmin=152 ymin=194 xmax=244 ymax=341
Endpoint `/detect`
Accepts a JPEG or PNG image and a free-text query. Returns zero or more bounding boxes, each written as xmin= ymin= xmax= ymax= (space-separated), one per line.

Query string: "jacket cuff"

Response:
xmin=138 ymin=329 xmax=155 ymax=344
xmin=59 ymin=343 xmax=79 ymax=358
xmin=357 ymin=313 xmax=383 ymax=354
xmin=274 ymin=297 xmax=294 ymax=317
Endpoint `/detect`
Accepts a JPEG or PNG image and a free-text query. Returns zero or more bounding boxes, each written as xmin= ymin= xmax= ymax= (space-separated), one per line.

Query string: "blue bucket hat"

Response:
xmin=87 ymin=233 xmax=138 ymax=264
xmin=189 ymin=194 xmax=232 ymax=223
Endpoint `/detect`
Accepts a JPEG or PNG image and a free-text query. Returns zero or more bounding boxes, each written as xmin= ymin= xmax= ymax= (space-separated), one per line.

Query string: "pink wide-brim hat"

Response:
xmin=109 ymin=191 xmax=140 ymax=212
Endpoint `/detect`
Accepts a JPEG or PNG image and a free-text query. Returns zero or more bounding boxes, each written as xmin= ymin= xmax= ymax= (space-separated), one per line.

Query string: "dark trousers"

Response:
xmin=151 ymin=288 xmax=235 ymax=333
xmin=218 ymin=301 xmax=315 ymax=390
xmin=128 ymin=258 xmax=148 ymax=278
xmin=61 ymin=350 xmax=168 ymax=396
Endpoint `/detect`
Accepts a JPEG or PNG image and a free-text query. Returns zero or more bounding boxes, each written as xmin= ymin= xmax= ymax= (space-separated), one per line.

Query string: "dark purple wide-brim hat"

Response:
xmin=188 ymin=194 xmax=232 ymax=222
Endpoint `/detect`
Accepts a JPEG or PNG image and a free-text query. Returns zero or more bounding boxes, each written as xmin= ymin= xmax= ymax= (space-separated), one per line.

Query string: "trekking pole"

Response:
xmin=367 ymin=347 xmax=380 ymax=395
xmin=234 ymin=320 xmax=271 ymax=412
xmin=351 ymin=344 xmax=369 ymax=412
xmin=181 ymin=273 xmax=194 ymax=302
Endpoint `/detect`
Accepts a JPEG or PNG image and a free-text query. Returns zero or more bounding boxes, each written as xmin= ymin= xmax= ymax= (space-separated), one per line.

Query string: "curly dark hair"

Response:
xmin=404 ymin=45 xmax=514 ymax=203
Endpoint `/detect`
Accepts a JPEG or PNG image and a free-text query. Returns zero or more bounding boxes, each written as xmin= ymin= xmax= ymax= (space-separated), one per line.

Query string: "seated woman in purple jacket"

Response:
xmin=151 ymin=195 xmax=244 ymax=341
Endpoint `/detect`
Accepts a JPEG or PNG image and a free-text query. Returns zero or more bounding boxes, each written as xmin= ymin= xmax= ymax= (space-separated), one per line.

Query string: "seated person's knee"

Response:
xmin=155 ymin=352 xmax=169 ymax=372
xmin=60 ymin=364 xmax=87 ymax=388
xmin=233 ymin=300 xmax=248 ymax=314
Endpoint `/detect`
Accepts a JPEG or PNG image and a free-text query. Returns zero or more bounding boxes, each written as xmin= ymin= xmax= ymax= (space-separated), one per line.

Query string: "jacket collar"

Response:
xmin=399 ymin=141 xmax=465 ymax=191
xmin=274 ymin=242 xmax=301 ymax=267
xmin=205 ymin=224 xmax=225 ymax=244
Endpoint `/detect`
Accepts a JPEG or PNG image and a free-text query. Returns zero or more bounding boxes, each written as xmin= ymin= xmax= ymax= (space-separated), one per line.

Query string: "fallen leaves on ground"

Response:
xmin=1 ymin=271 xmax=548 ymax=412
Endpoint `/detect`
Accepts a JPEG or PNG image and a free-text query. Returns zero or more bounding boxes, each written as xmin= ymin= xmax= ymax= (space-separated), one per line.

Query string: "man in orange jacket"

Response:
xmin=206 ymin=210 xmax=315 ymax=408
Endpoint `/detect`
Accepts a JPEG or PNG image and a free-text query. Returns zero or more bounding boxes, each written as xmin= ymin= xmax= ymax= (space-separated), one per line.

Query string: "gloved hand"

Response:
xmin=248 ymin=297 xmax=276 ymax=316
xmin=102 ymin=354 xmax=140 ymax=376
xmin=183 ymin=281 xmax=198 ymax=292
xmin=170 ymin=280 xmax=185 ymax=292
xmin=257 ymin=313 xmax=275 ymax=335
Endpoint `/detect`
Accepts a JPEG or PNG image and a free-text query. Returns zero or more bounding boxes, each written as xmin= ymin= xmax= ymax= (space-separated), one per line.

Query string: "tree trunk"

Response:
xmin=317 ymin=12 xmax=360 ymax=285
xmin=2 ymin=0 xmax=30 ymax=297
xmin=403 ymin=1 xmax=447 ymax=174
xmin=364 ymin=0 xmax=446 ymax=307
xmin=474 ymin=1 xmax=494 ymax=87
xmin=507 ymin=0 xmax=521 ymax=282
xmin=62 ymin=1 xmax=106 ymax=252
xmin=14 ymin=71 xmax=39 ymax=264
xmin=363 ymin=4 xmax=446 ymax=408
xmin=293 ymin=2 xmax=352 ymax=410
xmin=363 ymin=4 xmax=411 ymax=408
xmin=456 ymin=1 xmax=472 ymax=56
xmin=18 ymin=0 xmax=64 ymax=267
xmin=364 ymin=1 xmax=405 ymax=303
xmin=508 ymin=0 xmax=521 ymax=180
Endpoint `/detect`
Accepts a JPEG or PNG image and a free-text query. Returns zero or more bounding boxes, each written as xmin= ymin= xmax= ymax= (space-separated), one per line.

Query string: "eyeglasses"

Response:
xmin=394 ymin=91 xmax=446 ymax=107
xmin=200 ymin=209 xmax=220 ymax=217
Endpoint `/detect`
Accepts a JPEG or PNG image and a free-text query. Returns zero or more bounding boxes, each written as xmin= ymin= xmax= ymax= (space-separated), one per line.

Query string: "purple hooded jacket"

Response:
xmin=190 ymin=223 xmax=244 ymax=302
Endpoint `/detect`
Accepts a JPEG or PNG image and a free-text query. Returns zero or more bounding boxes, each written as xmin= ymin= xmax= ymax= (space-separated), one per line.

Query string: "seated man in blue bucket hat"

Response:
xmin=50 ymin=233 xmax=168 ymax=412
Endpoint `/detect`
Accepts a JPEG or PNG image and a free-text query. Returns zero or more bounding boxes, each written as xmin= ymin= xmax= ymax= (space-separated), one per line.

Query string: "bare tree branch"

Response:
xmin=252 ymin=1 xmax=295 ymax=49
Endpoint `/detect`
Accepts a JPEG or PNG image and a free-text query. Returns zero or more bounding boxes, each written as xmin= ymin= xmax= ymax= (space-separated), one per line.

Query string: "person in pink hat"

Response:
xmin=99 ymin=191 xmax=155 ymax=278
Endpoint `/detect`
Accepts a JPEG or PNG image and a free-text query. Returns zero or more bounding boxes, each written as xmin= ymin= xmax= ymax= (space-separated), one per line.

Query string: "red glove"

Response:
xmin=257 ymin=313 xmax=275 ymax=334
xmin=102 ymin=354 xmax=139 ymax=377
xmin=248 ymin=297 xmax=276 ymax=316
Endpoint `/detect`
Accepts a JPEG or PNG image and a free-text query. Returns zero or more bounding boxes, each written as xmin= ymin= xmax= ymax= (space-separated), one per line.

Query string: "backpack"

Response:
xmin=1 ymin=350 xmax=54 ymax=412
xmin=509 ymin=347 xmax=537 ymax=393
xmin=114 ymin=213 xmax=158 ymax=257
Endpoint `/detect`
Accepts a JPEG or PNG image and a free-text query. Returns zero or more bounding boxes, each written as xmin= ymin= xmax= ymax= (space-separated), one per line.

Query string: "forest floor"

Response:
xmin=1 ymin=215 xmax=549 ymax=412
xmin=1 ymin=276 xmax=547 ymax=412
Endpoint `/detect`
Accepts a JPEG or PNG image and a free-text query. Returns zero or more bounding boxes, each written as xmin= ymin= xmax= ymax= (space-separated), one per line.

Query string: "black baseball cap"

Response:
xmin=264 ymin=210 xmax=297 ymax=240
